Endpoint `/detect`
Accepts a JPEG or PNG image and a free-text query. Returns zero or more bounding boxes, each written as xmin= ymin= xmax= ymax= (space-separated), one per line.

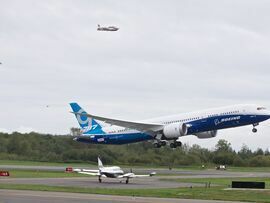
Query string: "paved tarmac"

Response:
xmin=0 ymin=189 xmax=248 ymax=203
xmin=0 ymin=176 xmax=204 ymax=189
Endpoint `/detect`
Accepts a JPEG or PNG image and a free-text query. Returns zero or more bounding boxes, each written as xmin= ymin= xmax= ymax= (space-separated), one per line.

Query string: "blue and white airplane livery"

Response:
xmin=70 ymin=103 xmax=270 ymax=148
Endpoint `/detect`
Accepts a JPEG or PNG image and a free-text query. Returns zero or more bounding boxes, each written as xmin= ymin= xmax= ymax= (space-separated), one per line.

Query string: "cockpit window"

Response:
xmin=257 ymin=107 xmax=266 ymax=110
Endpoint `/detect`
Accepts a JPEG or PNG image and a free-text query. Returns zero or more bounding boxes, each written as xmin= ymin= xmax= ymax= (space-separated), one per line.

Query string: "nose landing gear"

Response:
xmin=252 ymin=123 xmax=259 ymax=133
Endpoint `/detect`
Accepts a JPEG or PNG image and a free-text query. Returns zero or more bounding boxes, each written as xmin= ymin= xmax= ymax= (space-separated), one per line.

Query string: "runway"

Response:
xmin=0 ymin=176 xmax=204 ymax=189
xmin=0 ymin=189 xmax=247 ymax=203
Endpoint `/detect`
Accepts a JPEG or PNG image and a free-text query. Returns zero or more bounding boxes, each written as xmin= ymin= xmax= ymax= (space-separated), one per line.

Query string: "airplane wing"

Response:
xmin=119 ymin=172 xmax=156 ymax=178
xmin=77 ymin=171 xmax=100 ymax=176
xmin=71 ymin=112 xmax=164 ymax=134
xmin=73 ymin=168 xmax=100 ymax=176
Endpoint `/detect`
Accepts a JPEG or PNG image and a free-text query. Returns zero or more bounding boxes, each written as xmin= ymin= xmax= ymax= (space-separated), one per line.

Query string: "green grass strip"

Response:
xmin=160 ymin=177 xmax=270 ymax=188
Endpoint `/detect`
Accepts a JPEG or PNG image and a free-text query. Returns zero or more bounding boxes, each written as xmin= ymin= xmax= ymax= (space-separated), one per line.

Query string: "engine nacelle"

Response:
xmin=163 ymin=123 xmax=187 ymax=139
xmin=195 ymin=130 xmax=218 ymax=139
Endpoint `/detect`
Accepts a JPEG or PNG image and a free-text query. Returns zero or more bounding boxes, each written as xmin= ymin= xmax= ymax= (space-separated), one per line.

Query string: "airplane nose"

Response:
xmin=265 ymin=111 xmax=270 ymax=118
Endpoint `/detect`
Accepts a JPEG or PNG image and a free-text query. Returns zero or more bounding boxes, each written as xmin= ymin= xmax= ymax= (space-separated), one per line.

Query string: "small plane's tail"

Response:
xmin=98 ymin=157 xmax=103 ymax=169
xmin=69 ymin=103 xmax=102 ymax=132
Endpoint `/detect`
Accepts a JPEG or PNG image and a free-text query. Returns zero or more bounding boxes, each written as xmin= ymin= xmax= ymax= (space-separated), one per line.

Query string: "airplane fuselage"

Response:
xmin=74 ymin=104 xmax=270 ymax=145
xmin=97 ymin=27 xmax=119 ymax=31
xmin=100 ymin=166 xmax=124 ymax=178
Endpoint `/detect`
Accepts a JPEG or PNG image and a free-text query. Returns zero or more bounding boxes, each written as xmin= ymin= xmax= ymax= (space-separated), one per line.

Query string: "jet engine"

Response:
xmin=195 ymin=130 xmax=217 ymax=139
xmin=163 ymin=123 xmax=187 ymax=139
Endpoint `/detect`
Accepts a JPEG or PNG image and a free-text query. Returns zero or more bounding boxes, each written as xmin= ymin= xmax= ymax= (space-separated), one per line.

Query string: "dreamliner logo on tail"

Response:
xmin=76 ymin=109 xmax=91 ymax=126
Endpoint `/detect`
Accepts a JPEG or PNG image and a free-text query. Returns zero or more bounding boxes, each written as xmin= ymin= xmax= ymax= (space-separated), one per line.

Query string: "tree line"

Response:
xmin=0 ymin=131 xmax=270 ymax=167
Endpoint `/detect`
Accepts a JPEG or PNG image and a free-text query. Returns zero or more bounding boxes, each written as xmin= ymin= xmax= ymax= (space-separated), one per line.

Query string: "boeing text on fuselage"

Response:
xmin=214 ymin=116 xmax=241 ymax=126
xmin=69 ymin=103 xmax=270 ymax=148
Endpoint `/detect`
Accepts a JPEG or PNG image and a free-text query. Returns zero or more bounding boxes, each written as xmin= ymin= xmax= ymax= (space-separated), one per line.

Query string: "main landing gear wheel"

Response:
xmin=170 ymin=141 xmax=182 ymax=148
xmin=98 ymin=177 xmax=102 ymax=183
xmin=170 ymin=143 xmax=177 ymax=148
xmin=161 ymin=141 xmax=167 ymax=146
xmin=176 ymin=141 xmax=182 ymax=147
xmin=153 ymin=140 xmax=166 ymax=148
xmin=126 ymin=179 xmax=129 ymax=184
xmin=154 ymin=143 xmax=161 ymax=148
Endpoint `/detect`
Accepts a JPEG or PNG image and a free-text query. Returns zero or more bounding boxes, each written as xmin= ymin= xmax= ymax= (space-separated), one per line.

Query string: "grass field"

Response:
xmin=228 ymin=167 xmax=270 ymax=172
xmin=161 ymin=177 xmax=270 ymax=189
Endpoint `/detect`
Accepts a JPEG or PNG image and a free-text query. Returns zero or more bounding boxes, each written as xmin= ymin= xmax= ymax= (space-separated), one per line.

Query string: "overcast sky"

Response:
xmin=1 ymin=0 xmax=270 ymax=150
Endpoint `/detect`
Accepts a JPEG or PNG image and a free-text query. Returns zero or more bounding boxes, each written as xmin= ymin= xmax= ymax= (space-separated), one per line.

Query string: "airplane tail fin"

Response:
xmin=69 ymin=103 xmax=102 ymax=131
xmin=98 ymin=157 xmax=103 ymax=169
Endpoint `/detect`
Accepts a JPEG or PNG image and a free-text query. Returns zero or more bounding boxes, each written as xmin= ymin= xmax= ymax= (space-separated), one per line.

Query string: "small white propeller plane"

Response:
xmin=97 ymin=24 xmax=119 ymax=31
xmin=73 ymin=157 xmax=156 ymax=184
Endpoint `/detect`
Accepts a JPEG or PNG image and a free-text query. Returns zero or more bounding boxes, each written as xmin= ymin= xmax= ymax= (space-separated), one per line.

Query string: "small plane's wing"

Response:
xmin=119 ymin=172 xmax=156 ymax=178
xmin=77 ymin=171 xmax=100 ymax=176
xmin=73 ymin=168 xmax=100 ymax=176
xmin=71 ymin=112 xmax=164 ymax=134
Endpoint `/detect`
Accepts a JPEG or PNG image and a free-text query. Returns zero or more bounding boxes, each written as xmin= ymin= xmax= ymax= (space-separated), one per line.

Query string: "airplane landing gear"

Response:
xmin=154 ymin=142 xmax=161 ymax=148
xmin=252 ymin=128 xmax=257 ymax=133
xmin=98 ymin=177 xmax=102 ymax=183
xmin=153 ymin=140 xmax=182 ymax=148
xmin=126 ymin=178 xmax=129 ymax=184
xmin=170 ymin=143 xmax=176 ymax=148
xmin=153 ymin=140 xmax=166 ymax=148
xmin=252 ymin=123 xmax=259 ymax=133
xmin=161 ymin=141 xmax=167 ymax=146
xmin=170 ymin=141 xmax=182 ymax=148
